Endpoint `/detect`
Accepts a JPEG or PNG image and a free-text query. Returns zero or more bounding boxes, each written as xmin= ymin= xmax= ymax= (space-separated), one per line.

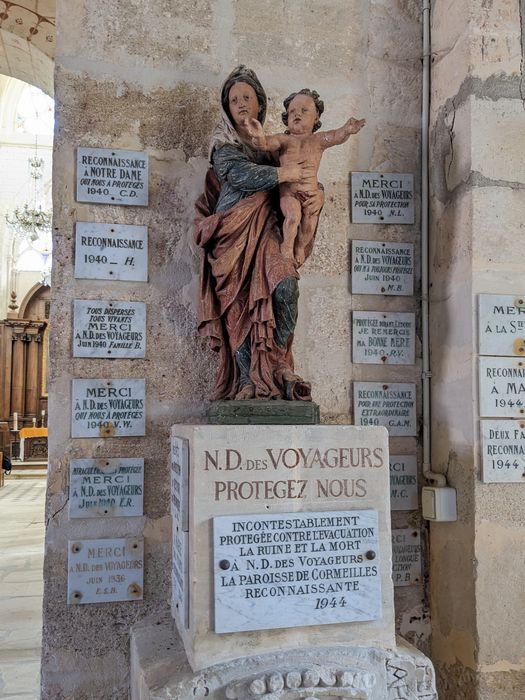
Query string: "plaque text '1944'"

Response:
xmin=213 ymin=510 xmax=381 ymax=634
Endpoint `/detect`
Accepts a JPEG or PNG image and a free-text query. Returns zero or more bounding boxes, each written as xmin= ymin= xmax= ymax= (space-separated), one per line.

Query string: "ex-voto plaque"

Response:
xmin=479 ymin=357 xmax=525 ymax=418
xmin=68 ymin=537 xmax=143 ymax=604
xmin=69 ymin=458 xmax=144 ymax=518
xmin=76 ymin=147 xmax=148 ymax=205
xmin=351 ymin=172 xmax=414 ymax=224
xmin=391 ymin=529 xmax=421 ymax=587
xmin=354 ymin=382 xmax=417 ymax=436
xmin=213 ymin=510 xmax=381 ymax=633
xmin=75 ymin=222 xmax=148 ymax=282
xmin=73 ymin=299 xmax=146 ymax=358
xmin=478 ymin=294 xmax=525 ymax=357
xmin=71 ymin=378 xmax=146 ymax=438
xmin=353 ymin=311 xmax=415 ymax=365
xmin=480 ymin=420 xmax=525 ymax=483
xmin=352 ymin=240 xmax=414 ymax=296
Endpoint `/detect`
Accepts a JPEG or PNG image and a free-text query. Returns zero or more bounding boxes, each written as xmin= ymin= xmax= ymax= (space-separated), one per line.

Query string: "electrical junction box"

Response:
xmin=421 ymin=486 xmax=457 ymax=522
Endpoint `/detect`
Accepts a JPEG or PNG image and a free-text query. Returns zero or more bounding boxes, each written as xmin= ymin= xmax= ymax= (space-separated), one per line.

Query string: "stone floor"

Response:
xmin=0 ymin=477 xmax=46 ymax=699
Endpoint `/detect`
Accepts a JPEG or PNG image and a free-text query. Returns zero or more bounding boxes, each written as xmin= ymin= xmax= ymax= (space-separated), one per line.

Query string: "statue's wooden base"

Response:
xmin=207 ymin=399 xmax=320 ymax=425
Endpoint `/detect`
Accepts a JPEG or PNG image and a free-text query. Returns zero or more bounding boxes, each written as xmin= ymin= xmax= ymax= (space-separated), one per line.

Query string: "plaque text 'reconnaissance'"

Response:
xmin=213 ymin=510 xmax=381 ymax=633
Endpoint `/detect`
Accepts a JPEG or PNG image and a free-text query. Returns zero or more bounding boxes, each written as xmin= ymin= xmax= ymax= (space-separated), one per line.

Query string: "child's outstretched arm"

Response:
xmin=242 ymin=117 xmax=286 ymax=152
xmin=320 ymin=117 xmax=366 ymax=148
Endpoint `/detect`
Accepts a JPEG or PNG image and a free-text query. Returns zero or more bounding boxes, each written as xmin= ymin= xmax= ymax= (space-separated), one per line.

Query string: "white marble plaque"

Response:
xmin=480 ymin=420 xmax=525 ymax=483
xmin=76 ymin=147 xmax=148 ymax=205
xmin=353 ymin=312 xmax=415 ymax=365
xmin=68 ymin=537 xmax=143 ymax=604
xmin=69 ymin=458 xmax=144 ymax=518
xmin=354 ymin=382 xmax=417 ymax=436
xmin=73 ymin=299 xmax=146 ymax=359
xmin=71 ymin=378 xmax=146 ymax=438
xmin=213 ymin=510 xmax=381 ymax=634
xmin=75 ymin=222 xmax=148 ymax=282
xmin=389 ymin=455 xmax=418 ymax=510
xmin=171 ymin=437 xmax=190 ymax=628
xmin=171 ymin=437 xmax=189 ymax=531
xmin=351 ymin=172 xmax=414 ymax=224
xmin=172 ymin=528 xmax=189 ymax=629
xmin=352 ymin=240 xmax=414 ymax=296
xmin=479 ymin=357 xmax=525 ymax=418
xmin=391 ymin=529 xmax=421 ymax=587
xmin=478 ymin=294 xmax=525 ymax=357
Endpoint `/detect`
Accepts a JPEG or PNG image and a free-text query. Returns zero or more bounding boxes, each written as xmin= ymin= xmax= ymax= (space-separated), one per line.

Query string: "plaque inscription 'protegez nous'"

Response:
xmin=76 ymin=147 xmax=148 ymax=205
xmin=73 ymin=299 xmax=146 ymax=358
xmin=75 ymin=222 xmax=148 ymax=282
xmin=213 ymin=510 xmax=381 ymax=634
xmin=71 ymin=378 xmax=146 ymax=438
xmin=352 ymin=311 xmax=415 ymax=365
xmin=352 ymin=240 xmax=414 ymax=296
xmin=351 ymin=172 xmax=414 ymax=224
xmin=68 ymin=537 xmax=143 ymax=604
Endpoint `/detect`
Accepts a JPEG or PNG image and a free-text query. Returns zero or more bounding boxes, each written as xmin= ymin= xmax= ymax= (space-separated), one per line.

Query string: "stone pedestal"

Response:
xmin=155 ymin=423 xmax=437 ymax=699
xmin=130 ymin=615 xmax=437 ymax=700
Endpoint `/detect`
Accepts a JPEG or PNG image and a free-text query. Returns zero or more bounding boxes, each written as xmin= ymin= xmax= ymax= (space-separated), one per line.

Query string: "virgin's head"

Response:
xmin=221 ymin=65 xmax=267 ymax=130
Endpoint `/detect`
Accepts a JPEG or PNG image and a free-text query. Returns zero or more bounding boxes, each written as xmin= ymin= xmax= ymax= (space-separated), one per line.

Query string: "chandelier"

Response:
xmin=5 ymin=147 xmax=52 ymax=244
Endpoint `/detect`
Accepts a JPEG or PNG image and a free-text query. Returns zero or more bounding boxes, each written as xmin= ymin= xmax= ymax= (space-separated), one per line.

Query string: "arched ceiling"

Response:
xmin=0 ymin=1 xmax=55 ymax=95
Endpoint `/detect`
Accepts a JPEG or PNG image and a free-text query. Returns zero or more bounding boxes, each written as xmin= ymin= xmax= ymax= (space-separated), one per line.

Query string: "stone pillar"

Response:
xmin=0 ymin=323 xmax=13 ymax=420
xmin=24 ymin=328 xmax=41 ymax=417
xmin=429 ymin=1 xmax=525 ymax=696
xmin=10 ymin=328 xmax=26 ymax=417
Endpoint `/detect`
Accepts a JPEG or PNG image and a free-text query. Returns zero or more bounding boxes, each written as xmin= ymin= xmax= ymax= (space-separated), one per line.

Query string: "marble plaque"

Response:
xmin=74 ymin=222 xmax=148 ymax=282
xmin=480 ymin=420 xmax=525 ymax=483
xmin=389 ymin=455 xmax=418 ymax=510
xmin=354 ymin=382 xmax=417 ymax=436
xmin=69 ymin=458 xmax=144 ymax=518
xmin=67 ymin=537 xmax=143 ymax=604
xmin=213 ymin=510 xmax=381 ymax=634
xmin=71 ymin=378 xmax=146 ymax=438
xmin=73 ymin=299 xmax=146 ymax=359
xmin=171 ymin=424 xmax=394 ymax=668
xmin=171 ymin=437 xmax=190 ymax=628
xmin=353 ymin=312 xmax=415 ymax=365
xmin=351 ymin=172 xmax=414 ymax=224
xmin=479 ymin=357 xmax=525 ymax=418
xmin=76 ymin=147 xmax=148 ymax=205
xmin=478 ymin=294 xmax=525 ymax=357
xmin=352 ymin=240 xmax=414 ymax=296
xmin=391 ymin=529 xmax=421 ymax=587
xmin=171 ymin=437 xmax=189 ymax=531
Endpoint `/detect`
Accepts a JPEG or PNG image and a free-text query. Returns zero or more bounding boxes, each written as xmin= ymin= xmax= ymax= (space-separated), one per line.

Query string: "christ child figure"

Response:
xmin=243 ymin=89 xmax=366 ymax=265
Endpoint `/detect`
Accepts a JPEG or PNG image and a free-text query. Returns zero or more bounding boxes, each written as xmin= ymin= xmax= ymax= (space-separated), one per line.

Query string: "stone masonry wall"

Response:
xmin=43 ymin=2 xmax=424 ymax=697
xmin=429 ymin=0 xmax=525 ymax=697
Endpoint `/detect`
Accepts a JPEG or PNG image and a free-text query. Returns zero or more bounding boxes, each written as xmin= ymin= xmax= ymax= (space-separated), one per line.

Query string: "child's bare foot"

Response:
xmin=235 ymin=383 xmax=255 ymax=400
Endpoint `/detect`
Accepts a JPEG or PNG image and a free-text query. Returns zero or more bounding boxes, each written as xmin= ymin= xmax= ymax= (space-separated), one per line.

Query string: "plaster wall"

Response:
xmin=43 ymin=1 xmax=423 ymax=697
xmin=429 ymin=0 xmax=525 ymax=696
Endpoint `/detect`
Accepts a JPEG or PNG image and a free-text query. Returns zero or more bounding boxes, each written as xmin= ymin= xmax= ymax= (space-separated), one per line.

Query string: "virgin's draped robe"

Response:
xmin=195 ymin=144 xmax=300 ymax=400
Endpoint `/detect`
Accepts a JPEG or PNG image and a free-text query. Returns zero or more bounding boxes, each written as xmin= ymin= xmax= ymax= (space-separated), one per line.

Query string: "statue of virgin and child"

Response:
xmin=195 ymin=65 xmax=365 ymax=403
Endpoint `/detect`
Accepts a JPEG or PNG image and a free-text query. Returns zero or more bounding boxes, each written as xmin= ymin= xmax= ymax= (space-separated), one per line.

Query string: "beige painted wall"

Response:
xmin=429 ymin=0 xmax=525 ymax=697
xmin=43 ymin=1 xmax=423 ymax=697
